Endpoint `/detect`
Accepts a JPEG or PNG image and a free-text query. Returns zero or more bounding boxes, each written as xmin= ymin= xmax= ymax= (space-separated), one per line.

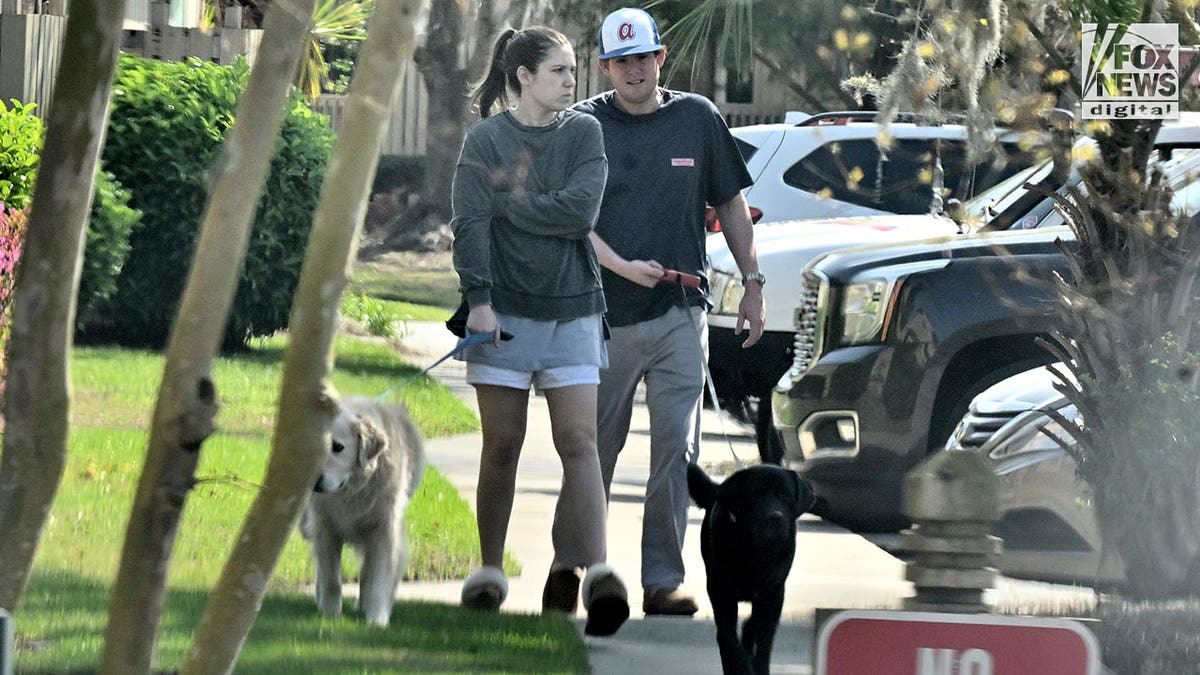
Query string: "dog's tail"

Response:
xmin=686 ymin=462 xmax=718 ymax=510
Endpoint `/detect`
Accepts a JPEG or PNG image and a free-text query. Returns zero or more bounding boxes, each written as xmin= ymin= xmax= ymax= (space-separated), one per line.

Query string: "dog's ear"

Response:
xmin=357 ymin=416 xmax=388 ymax=469
xmin=792 ymin=471 xmax=819 ymax=515
xmin=687 ymin=463 xmax=718 ymax=510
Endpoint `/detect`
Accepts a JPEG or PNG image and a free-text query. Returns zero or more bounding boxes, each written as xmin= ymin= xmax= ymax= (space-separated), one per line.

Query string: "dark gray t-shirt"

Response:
xmin=573 ymin=90 xmax=752 ymax=327
xmin=450 ymin=110 xmax=608 ymax=321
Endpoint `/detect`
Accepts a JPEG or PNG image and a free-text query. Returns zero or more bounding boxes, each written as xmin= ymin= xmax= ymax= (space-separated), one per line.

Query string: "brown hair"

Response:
xmin=471 ymin=26 xmax=572 ymax=118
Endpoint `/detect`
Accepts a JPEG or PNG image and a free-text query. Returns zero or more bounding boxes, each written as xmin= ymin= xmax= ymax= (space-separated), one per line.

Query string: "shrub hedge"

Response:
xmin=77 ymin=170 xmax=142 ymax=333
xmin=0 ymin=99 xmax=41 ymax=210
xmin=0 ymin=100 xmax=142 ymax=338
xmin=91 ymin=54 xmax=333 ymax=349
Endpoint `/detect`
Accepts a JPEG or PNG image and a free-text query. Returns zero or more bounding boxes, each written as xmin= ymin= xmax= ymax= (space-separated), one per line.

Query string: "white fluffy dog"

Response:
xmin=301 ymin=395 xmax=426 ymax=626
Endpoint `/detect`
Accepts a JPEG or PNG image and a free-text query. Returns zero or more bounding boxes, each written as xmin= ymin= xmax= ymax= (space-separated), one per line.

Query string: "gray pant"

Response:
xmin=594 ymin=305 xmax=706 ymax=591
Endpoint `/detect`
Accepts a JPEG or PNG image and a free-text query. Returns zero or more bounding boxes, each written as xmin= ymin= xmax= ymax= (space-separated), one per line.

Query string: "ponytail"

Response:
xmin=471 ymin=28 xmax=517 ymax=118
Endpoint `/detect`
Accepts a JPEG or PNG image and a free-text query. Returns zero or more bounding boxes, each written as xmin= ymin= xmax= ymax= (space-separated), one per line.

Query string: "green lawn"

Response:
xmin=9 ymin=332 xmax=581 ymax=673
xmin=350 ymin=254 xmax=461 ymax=311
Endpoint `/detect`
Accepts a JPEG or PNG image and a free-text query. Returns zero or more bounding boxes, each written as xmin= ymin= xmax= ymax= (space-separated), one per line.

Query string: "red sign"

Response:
xmin=816 ymin=610 xmax=1100 ymax=675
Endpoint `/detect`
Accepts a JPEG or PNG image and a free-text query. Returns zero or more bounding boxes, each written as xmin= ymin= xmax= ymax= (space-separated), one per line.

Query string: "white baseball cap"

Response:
xmin=598 ymin=8 xmax=662 ymax=60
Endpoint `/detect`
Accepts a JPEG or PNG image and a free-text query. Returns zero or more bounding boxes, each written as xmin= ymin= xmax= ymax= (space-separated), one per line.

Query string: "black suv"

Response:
xmin=771 ymin=121 xmax=1200 ymax=531
xmin=706 ymin=111 xmax=1042 ymax=462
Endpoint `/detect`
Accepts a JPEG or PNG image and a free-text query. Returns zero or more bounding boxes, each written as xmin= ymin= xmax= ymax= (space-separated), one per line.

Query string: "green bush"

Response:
xmin=0 ymin=205 xmax=28 ymax=391
xmin=0 ymin=99 xmax=42 ymax=209
xmin=340 ymin=291 xmax=402 ymax=338
xmin=77 ymin=169 xmax=142 ymax=332
xmin=1099 ymin=599 xmax=1200 ymax=674
xmin=91 ymin=54 xmax=333 ymax=349
xmin=0 ymin=100 xmax=141 ymax=337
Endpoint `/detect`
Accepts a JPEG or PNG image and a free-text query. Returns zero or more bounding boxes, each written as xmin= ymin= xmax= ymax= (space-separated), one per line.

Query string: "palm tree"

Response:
xmin=202 ymin=0 xmax=374 ymax=102
xmin=296 ymin=0 xmax=375 ymax=102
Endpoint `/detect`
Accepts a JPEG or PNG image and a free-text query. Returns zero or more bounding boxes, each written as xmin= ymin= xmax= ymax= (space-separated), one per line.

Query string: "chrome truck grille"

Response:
xmin=786 ymin=270 xmax=826 ymax=381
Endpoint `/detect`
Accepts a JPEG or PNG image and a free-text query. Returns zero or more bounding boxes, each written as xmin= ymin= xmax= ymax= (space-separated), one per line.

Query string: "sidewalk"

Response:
xmin=391 ymin=321 xmax=1097 ymax=674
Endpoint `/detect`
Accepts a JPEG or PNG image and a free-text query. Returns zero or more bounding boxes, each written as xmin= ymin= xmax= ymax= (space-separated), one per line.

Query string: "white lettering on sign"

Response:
xmin=916 ymin=648 xmax=994 ymax=675
xmin=916 ymin=648 xmax=954 ymax=674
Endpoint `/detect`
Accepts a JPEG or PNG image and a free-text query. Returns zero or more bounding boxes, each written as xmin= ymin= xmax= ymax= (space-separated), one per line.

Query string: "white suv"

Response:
xmin=728 ymin=111 xmax=1031 ymax=225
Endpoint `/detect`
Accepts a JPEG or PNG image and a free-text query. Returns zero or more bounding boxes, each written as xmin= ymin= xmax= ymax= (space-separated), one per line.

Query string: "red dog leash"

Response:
xmin=659 ymin=269 xmax=746 ymax=468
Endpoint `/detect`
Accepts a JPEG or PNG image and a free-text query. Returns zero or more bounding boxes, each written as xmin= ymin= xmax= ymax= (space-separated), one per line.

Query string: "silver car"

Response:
xmin=946 ymin=365 xmax=1125 ymax=587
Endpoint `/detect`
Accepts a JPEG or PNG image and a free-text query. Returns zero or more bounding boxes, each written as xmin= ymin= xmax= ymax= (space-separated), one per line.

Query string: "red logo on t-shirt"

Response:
xmin=618 ymin=22 xmax=635 ymax=41
xmin=671 ymin=158 xmax=695 ymax=167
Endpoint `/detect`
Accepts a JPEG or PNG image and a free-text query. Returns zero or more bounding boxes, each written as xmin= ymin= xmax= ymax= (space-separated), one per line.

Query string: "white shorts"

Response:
xmin=466 ymin=362 xmax=599 ymax=391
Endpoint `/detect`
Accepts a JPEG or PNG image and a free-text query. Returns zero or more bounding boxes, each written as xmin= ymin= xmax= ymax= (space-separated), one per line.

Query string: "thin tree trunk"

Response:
xmin=415 ymin=0 xmax=466 ymax=224
xmin=98 ymin=1 xmax=317 ymax=671
xmin=0 ymin=0 xmax=125 ymax=613
xmin=181 ymin=2 xmax=428 ymax=671
xmin=506 ymin=0 xmax=528 ymax=26
xmin=466 ymin=0 xmax=495 ymax=83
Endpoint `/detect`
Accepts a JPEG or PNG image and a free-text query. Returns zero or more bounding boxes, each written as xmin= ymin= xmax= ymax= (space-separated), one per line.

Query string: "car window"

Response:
xmin=1159 ymin=148 xmax=1200 ymax=216
xmin=781 ymin=138 xmax=1030 ymax=216
xmin=960 ymin=160 xmax=1052 ymax=223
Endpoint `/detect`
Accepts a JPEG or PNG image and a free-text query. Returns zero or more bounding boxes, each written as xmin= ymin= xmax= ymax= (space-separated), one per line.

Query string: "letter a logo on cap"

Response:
xmin=599 ymin=7 xmax=662 ymax=60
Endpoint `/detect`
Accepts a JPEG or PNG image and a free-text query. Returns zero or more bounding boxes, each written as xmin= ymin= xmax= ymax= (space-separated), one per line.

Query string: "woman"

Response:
xmin=449 ymin=25 xmax=628 ymax=637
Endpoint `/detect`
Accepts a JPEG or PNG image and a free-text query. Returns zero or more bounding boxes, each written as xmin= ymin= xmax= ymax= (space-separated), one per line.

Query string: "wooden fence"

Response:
xmin=0 ymin=0 xmax=64 ymax=118
xmin=0 ymin=1 xmax=789 ymax=153
xmin=312 ymin=59 xmax=429 ymax=157
xmin=0 ymin=0 xmax=259 ymax=117
xmin=311 ymin=53 xmax=788 ymax=157
xmin=120 ymin=3 xmax=262 ymax=68
xmin=723 ymin=105 xmax=787 ymax=127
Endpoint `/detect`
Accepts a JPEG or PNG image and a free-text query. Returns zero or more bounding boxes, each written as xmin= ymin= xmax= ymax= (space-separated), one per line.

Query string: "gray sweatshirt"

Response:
xmin=450 ymin=110 xmax=608 ymax=320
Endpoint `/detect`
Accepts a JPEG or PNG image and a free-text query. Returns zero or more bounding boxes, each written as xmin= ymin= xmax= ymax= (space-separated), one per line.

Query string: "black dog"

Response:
xmin=688 ymin=463 xmax=818 ymax=675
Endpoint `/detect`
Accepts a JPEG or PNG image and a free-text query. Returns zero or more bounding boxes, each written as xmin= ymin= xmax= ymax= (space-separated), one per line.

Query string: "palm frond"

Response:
xmin=312 ymin=0 xmax=375 ymax=40
xmin=646 ymin=0 xmax=755 ymax=89
xmin=1066 ymin=0 xmax=1146 ymax=24
xmin=295 ymin=0 xmax=374 ymax=102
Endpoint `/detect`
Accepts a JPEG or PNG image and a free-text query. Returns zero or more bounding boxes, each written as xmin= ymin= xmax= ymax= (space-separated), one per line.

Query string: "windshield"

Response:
xmin=958 ymin=159 xmax=1051 ymax=223
xmin=955 ymin=137 xmax=1095 ymax=229
xmin=1035 ymin=147 xmax=1200 ymax=229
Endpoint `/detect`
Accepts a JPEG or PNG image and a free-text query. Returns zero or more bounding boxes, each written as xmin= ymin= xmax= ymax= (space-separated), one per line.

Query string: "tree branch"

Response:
xmin=752 ymin=47 xmax=837 ymax=112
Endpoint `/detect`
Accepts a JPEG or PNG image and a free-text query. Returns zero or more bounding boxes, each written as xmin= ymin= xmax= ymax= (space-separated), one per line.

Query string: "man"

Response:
xmin=572 ymin=7 xmax=766 ymax=616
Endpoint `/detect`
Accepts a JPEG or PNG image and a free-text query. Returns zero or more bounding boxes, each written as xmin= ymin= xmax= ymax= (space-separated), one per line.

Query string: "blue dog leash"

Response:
xmin=374 ymin=331 xmax=497 ymax=402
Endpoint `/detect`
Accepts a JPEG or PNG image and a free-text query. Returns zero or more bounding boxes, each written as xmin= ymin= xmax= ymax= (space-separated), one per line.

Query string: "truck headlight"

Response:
xmin=710 ymin=269 xmax=742 ymax=316
xmin=839 ymin=279 xmax=888 ymax=344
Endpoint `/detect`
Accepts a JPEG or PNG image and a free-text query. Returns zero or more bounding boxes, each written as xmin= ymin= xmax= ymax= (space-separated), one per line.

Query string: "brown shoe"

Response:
xmin=541 ymin=567 xmax=581 ymax=614
xmin=642 ymin=588 xmax=699 ymax=616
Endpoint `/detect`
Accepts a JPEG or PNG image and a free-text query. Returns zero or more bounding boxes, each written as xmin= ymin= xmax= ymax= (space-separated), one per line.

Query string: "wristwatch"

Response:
xmin=742 ymin=271 xmax=766 ymax=286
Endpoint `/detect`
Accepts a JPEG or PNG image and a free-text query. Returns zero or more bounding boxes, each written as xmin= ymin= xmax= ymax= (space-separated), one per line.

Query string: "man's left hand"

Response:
xmin=735 ymin=284 xmax=765 ymax=348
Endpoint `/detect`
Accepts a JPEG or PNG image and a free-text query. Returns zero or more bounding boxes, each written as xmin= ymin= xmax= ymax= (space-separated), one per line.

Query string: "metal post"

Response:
xmin=0 ymin=609 xmax=12 ymax=675
xmin=901 ymin=451 xmax=1002 ymax=613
